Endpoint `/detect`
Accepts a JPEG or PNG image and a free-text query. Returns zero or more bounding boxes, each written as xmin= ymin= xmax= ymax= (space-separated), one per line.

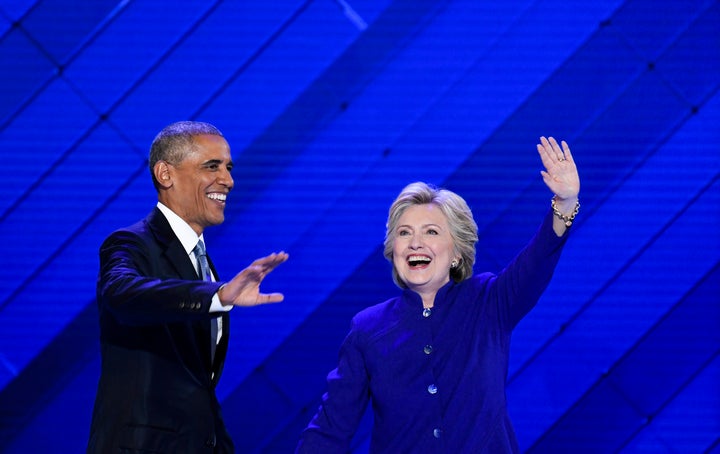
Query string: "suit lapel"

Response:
xmin=204 ymin=252 xmax=231 ymax=383
xmin=146 ymin=208 xmax=199 ymax=280
xmin=145 ymin=208 xmax=215 ymax=380
xmin=212 ymin=313 xmax=230 ymax=386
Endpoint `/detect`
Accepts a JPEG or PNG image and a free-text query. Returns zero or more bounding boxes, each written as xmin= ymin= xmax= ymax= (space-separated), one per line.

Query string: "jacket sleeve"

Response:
xmin=296 ymin=319 xmax=370 ymax=453
xmin=490 ymin=208 xmax=571 ymax=329
xmin=97 ymin=229 xmax=223 ymax=326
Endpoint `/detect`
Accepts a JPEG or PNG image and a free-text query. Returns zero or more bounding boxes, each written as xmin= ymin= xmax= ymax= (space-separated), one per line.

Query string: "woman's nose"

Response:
xmin=409 ymin=235 xmax=422 ymax=249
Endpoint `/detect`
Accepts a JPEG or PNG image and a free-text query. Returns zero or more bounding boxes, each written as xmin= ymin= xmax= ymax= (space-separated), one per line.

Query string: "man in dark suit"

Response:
xmin=87 ymin=121 xmax=288 ymax=453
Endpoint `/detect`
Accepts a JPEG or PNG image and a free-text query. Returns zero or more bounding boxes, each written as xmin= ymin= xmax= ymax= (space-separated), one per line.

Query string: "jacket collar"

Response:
xmin=145 ymin=207 xmax=200 ymax=280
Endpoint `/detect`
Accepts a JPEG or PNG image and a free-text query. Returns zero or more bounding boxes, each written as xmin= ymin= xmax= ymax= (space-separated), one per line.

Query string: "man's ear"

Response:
xmin=153 ymin=161 xmax=172 ymax=188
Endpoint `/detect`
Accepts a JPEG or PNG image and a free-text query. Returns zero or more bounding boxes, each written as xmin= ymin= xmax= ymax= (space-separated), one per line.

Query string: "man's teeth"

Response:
xmin=207 ymin=193 xmax=226 ymax=201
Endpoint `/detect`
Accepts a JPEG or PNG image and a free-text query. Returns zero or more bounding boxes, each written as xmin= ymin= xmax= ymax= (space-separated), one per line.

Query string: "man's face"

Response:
xmin=164 ymin=134 xmax=234 ymax=234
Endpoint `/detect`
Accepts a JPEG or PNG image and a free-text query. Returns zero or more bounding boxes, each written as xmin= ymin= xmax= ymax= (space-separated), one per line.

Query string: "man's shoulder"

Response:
xmin=102 ymin=209 xmax=166 ymax=247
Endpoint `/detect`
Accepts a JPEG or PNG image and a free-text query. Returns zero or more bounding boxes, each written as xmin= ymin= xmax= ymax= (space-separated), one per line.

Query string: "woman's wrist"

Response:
xmin=551 ymin=195 xmax=580 ymax=227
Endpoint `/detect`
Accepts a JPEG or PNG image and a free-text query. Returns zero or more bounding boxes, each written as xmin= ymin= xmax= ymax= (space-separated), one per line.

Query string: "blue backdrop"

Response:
xmin=0 ymin=0 xmax=718 ymax=452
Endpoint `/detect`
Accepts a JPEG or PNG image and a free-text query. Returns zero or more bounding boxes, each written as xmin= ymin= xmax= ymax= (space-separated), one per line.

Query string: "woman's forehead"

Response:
xmin=399 ymin=204 xmax=447 ymax=223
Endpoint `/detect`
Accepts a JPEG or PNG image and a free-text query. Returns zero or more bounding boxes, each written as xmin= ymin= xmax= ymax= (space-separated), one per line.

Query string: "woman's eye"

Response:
xmin=427 ymin=229 xmax=438 ymax=235
xmin=398 ymin=230 xmax=410 ymax=236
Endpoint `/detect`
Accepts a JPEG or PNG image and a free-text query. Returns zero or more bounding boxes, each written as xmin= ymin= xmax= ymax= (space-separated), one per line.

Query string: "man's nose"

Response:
xmin=219 ymin=169 xmax=234 ymax=189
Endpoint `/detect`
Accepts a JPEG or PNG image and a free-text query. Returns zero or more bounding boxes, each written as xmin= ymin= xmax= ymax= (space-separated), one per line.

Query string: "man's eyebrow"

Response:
xmin=201 ymin=159 xmax=224 ymax=167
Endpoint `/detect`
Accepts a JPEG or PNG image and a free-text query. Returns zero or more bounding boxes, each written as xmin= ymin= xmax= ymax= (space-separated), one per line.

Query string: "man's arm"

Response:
xmin=98 ymin=230 xmax=222 ymax=326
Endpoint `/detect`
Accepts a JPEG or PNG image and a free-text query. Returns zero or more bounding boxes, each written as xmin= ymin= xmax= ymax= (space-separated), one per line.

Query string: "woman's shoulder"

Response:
xmin=460 ymin=273 xmax=496 ymax=293
xmin=347 ymin=296 xmax=407 ymax=341
xmin=352 ymin=296 xmax=400 ymax=324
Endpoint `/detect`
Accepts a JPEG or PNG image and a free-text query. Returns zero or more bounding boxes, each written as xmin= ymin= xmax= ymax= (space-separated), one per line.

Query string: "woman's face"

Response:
xmin=392 ymin=203 xmax=458 ymax=297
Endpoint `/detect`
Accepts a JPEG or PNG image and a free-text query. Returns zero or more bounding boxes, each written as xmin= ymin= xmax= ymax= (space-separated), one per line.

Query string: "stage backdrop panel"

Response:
xmin=0 ymin=0 xmax=718 ymax=452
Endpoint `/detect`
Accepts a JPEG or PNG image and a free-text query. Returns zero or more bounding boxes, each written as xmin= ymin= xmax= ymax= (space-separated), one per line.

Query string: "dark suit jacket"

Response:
xmin=87 ymin=208 xmax=234 ymax=453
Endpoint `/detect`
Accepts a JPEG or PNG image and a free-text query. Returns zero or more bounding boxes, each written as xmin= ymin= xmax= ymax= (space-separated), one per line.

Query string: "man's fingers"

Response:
xmin=258 ymin=293 xmax=285 ymax=304
xmin=252 ymin=251 xmax=289 ymax=270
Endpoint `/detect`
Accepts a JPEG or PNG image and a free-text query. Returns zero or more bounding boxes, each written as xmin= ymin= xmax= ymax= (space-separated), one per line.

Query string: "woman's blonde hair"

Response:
xmin=383 ymin=182 xmax=478 ymax=289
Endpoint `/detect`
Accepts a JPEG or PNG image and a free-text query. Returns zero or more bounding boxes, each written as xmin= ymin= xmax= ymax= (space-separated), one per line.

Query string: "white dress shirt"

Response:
xmin=157 ymin=202 xmax=230 ymax=348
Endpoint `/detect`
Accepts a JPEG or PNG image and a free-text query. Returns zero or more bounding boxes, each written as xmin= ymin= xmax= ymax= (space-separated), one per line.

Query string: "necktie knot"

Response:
xmin=193 ymin=239 xmax=207 ymax=257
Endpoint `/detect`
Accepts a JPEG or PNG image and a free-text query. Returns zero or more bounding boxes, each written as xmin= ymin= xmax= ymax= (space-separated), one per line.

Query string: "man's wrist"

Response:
xmin=213 ymin=284 xmax=233 ymax=311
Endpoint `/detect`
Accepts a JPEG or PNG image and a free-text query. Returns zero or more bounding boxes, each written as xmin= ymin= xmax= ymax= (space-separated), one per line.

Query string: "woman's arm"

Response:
xmin=297 ymin=322 xmax=370 ymax=453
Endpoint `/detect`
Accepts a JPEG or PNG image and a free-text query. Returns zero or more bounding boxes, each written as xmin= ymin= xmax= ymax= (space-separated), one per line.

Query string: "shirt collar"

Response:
xmin=156 ymin=202 xmax=204 ymax=255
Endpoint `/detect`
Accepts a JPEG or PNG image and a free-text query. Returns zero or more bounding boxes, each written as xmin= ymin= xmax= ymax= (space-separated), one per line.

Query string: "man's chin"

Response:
xmin=205 ymin=214 xmax=225 ymax=227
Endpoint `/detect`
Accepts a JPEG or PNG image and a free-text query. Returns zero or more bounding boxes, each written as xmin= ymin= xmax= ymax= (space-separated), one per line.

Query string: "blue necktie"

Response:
xmin=193 ymin=239 xmax=218 ymax=365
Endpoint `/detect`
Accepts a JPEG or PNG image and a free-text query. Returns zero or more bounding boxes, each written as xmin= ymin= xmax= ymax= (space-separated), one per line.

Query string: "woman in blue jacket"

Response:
xmin=297 ymin=136 xmax=580 ymax=453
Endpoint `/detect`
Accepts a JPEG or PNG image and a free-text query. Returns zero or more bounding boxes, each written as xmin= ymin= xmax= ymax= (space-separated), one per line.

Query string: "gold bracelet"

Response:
xmin=551 ymin=196 xmax=580 ymax=227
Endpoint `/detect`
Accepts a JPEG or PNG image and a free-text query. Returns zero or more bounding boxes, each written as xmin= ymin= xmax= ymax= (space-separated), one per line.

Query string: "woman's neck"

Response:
xmin=420 ymin=292 xmax=436 ymax=309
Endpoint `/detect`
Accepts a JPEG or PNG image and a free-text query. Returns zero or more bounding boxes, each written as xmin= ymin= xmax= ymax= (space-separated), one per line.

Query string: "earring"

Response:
xmin=451 ymin=259 xmax=459 ymax=269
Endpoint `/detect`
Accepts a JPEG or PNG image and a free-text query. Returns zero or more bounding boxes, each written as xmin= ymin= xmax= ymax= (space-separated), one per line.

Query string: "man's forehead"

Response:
xmin=189 ymin=135 xmax=230 ymax=155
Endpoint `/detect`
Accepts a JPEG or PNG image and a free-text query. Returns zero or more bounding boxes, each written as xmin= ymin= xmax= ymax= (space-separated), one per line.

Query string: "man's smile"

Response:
xmin=206 ymin=192 xmax=227 ymax=205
